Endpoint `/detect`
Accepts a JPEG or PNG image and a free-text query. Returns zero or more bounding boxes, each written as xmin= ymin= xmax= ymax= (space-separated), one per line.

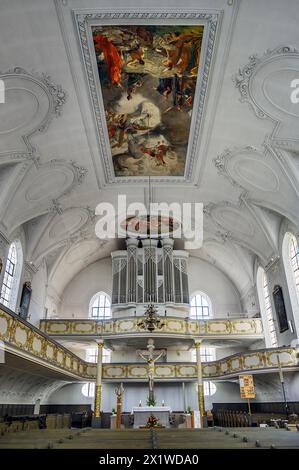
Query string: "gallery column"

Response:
xmin=194 ymin=339 xmax=205 ymax=428
xmin=93 ymin=339 xmax=104 ymax=428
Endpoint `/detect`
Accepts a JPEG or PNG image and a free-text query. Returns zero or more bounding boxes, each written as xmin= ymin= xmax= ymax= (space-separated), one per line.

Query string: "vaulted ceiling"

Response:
xmin=0 ymin=0 xmax=299 ymax=303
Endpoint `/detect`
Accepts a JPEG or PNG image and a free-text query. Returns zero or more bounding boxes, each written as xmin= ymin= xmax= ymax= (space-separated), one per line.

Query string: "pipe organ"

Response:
xmin=111 ymin=239 xmax=189 ymax=306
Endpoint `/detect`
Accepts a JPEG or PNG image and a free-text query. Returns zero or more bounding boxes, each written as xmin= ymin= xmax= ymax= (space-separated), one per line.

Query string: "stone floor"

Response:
xmin=0 ymin=427 xmax=298 ymax=449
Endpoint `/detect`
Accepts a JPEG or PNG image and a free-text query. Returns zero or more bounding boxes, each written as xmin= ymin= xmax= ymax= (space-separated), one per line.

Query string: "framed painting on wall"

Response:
xmin=19 ymin=282 xmax=32 ymax=320
xmin=272 ymin=285 xmax=289 ymax=333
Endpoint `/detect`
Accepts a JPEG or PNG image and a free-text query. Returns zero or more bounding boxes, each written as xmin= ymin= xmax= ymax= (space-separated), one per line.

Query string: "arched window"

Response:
xmin=190 ymin=292 xmax=212 ymax=319
xmin=82 ymin=382 xmax=95 ymax=398
xmin=204 ymin=381 xmax=217 ymax=396
xmin=89 ymin=292 xmax=111 ymax=319
xmin=85 ymin=347 xmax=111 ymax=364
xmin=257 ymin=267 xmax=278 ymax=348
xmin=0 ymin=241 xmax=23 ymax=311
xmin=191 ymin=346 xmax=215 ymax=363
xmin=282 ymin=232 xmax=299 ymax=338
xmin=82 ymin=346 xmax=111 ymax=398
xmin=289 ymin=234 xmax=299 ymax=298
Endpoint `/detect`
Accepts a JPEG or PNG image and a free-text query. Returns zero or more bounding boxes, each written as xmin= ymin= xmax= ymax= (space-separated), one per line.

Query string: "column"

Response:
xmin=115 ymin=383 xmax=124 ymax=430
xmin=93 ymin=339 xmax=104 ymax=425
xmin=194 ymin=339 xmax=205 ymax=427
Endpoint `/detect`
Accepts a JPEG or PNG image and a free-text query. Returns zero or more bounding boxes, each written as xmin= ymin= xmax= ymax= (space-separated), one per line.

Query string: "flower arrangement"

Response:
xmin=147 ymin=396 xmax=156 ymax=406
xmin=146 ymin=414 xmax=162 ymax=428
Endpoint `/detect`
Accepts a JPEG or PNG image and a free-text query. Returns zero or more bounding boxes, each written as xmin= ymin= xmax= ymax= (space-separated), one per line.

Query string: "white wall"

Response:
xmin=28 ymin=260 xmax=47 ymax=326
xmin=188 ymin=257 xmax=242 ymax=316
xmin=59 ymin=257 xmax=112 ymax=318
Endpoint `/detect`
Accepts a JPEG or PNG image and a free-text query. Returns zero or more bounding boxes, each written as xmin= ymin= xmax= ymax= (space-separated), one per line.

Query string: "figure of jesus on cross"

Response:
xmin=137 ymin=339 xmax=166 ymax=402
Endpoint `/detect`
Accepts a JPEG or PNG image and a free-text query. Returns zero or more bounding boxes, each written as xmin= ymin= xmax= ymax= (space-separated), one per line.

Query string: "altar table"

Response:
xmin=131 ymin=406 xmax=171 ymax=428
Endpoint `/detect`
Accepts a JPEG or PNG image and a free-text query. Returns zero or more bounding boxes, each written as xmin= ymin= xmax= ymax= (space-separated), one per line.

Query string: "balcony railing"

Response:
xmin=40 ymin=316 xmax=264 ymax=338
xmin=0 ymin=305 xmax=91 ymax=379
xmin=1 ymin=305 xmax=297 ymax=381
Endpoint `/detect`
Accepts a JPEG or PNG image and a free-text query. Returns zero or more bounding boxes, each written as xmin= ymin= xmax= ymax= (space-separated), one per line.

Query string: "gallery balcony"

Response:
xmin=39 ymin=316 xmax=264 ymax=341
xmin=1 ymin=305 xmax=298 ymax=382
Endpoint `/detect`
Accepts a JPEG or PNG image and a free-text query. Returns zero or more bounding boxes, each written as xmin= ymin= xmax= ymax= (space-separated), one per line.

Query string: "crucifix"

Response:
xmin=137 ymin=339 xmax=166 ymax=402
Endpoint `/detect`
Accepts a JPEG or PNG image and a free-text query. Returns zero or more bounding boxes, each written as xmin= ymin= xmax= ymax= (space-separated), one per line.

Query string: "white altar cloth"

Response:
xmin=131 ymin=406 xmax=172 ymax=428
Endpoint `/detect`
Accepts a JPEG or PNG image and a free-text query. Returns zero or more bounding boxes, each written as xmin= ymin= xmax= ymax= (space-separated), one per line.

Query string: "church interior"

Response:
xmin=1 ymin=0 xmax=299 ymax=453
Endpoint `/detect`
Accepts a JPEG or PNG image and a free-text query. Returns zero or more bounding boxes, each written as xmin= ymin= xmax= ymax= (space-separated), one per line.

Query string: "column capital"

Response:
xmin=194 ymin=338 xmax=202 ymax=348
xmin=96 ymin=339 xmax=104 ymax=349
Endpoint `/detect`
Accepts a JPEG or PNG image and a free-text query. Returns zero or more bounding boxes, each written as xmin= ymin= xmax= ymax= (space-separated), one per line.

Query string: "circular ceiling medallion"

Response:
xmin=26 ymin=168 xmax=73 ymax=202
xmin=0 ymin=88 xmax=39 ymax=134
xmin=49 ymin=209 xmax=89 ymax=239
xmin=231 ymin=157 xmax=279 ymax=192
xmin=66 ymin=240 xmax=100 ymax=264
xmin=263 ymin=68 xmax=299 ymax=118
xmin=212 ymin=206 xmax=254 ymax=237
xmin=120 ymin=214 xmax=180 ymax=238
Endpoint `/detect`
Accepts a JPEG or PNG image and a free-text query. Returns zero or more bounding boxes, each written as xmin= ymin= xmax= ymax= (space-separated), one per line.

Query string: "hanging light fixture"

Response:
xmin=137 ymin=177 xmax=165 ymax=332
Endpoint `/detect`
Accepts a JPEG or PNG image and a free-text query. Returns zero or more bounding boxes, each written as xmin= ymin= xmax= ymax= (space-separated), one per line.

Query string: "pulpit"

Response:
xmin=132 ymin=406 xmax=171 ymax=428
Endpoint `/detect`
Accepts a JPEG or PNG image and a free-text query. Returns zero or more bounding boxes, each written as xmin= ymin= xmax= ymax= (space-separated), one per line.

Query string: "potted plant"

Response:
xmin=111 ymin=408 xmax=117 ymax=415
xmin=147 ymin=397 xmax=156 ymax=406
xmin=146 ymin=414 xmax=162 ymax=428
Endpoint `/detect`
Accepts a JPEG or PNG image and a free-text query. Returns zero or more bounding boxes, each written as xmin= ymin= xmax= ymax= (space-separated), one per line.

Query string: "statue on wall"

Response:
xmin=137 ymin=339 xmax=166 ymax=402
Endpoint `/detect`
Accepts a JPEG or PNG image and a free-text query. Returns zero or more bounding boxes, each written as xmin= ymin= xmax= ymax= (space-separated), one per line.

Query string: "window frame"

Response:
xmin=88 ymin=291 xmax=112 ymax=319
xmin=190 ymin=291 xmax=212 ymax=320
xmin=0 ymin=242 xmax=22 ymax=310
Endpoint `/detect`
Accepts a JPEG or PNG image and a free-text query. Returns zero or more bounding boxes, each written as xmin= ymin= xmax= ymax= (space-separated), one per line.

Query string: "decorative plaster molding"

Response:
xmin=0 ymin=67 xmax=67 ymax=160
xmin=234 ymin=45 xmax=299 ymax=119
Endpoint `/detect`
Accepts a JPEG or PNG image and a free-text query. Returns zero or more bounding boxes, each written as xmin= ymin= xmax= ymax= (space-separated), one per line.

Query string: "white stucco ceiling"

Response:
xmin=0 ymin=0 xmax=299 ymax=301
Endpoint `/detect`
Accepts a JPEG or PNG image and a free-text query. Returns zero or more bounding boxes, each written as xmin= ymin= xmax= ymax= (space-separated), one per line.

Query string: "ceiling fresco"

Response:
xmin=88 ymin=24 xmax=204 ymax=178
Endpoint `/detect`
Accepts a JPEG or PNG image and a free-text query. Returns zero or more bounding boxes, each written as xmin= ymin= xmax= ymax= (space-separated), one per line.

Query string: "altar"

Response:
xmin=132 ymin=406 xmax=172 ymax=428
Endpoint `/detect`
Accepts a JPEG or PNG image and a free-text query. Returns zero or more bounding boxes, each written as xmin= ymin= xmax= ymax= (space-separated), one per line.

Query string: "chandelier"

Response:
xmin=136 ymin=176 xmax=166 ymax=332
xmin=137 ymin=303 xmax=165 ymax=332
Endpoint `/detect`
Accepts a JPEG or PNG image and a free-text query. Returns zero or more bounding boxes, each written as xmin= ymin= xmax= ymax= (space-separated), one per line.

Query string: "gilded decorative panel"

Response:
xmin=202 ymin=363 xmax=218 ymax=377
xmin=230 ymin=357 xmax=242 ymax=372
xmin=243 ymin=353 xmax=263 ymax=369
xmin=46 ymin=344 xmax=54 ymax=360
xmin=166 ymin=319 xmax=185 ymax=333
xmin=207 ymin=320 xmax=230 ymax=334
xmin=116 ymin=319 xmax=137 ymax=333
xmin=231 ymin=320 xmax=255 ymax=334
xmin=266 ymin=349 xmax=295 ymax=367
xmin=104 ymin=365 xmax=127 ymax=379
xmin=0 ymin=313 xmax=10 ymax=338
xmin=14 ymin=325 xmax=28 ymax=347
xmin=155 ymin=365 xmax=175 ymax=378
xmin=32 ymin=336 xmax=42 ymax=354
xmin=219 ymin=361 xmax=229 ymax=374
xmin=176 ymin=365 xmax=197 ymax=378
xmin=72 ymin=322 xmax=96 ymax=334
xmin=128 ymin=365 xmax=147 ymax=379
xmin=47 ymin=322 xmax=70 ymax=334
